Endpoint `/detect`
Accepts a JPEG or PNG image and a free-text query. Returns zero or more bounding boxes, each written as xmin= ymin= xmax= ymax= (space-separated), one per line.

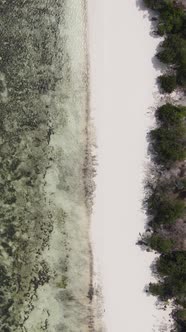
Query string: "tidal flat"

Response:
xmin=0 ymin=1 xmax=95 ymax=331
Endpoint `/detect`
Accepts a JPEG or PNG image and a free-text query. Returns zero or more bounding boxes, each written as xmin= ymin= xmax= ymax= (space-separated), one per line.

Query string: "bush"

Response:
xmin=158 ymin=5 xmax=185 ymax=35
xmin=157 ymin=47 xmax=177 ymax=64
xmin=146 ymin=191 xmax=185 ymax=226
xmin=145 ymin=1 xmax=185 ymax=36
xmin=156 ymin=253 xmax=186 ymax=298
xmin=143 ymin=0 xmax=169 ymax=11
xmin=149 ymin=282 xmax=172 ymax=300
xmin=157 ymin=35 xmax=186 ymax=65
xmin=155 ymin=27 xmax=186 ymax=88
xmin=143 ymin=0 xmax=186 ymax=327
xmin=149 ymin=252 xmax=186 ymax=303
xmin=176 ymin=46 xmax=186 ymax=86
xmin=153 ymin=198 xmax=185 ymax=226
xmin=148 ymin=234 xmax=174 ymax=253
xmin=144 ymin=0 xmax=186 ymax=88
xmin=177 ymin=66 xmax=186 ymax=86
xmin=150 ymin=125 xmax=186 ymax=164
xmin=156 ymin=104 xmax=186 ymax=125
xmin=158 ymin=74 xmax=177 ymax=93
xmin=157 ymin=252 xmax=186 ymax=279
xmin=176 ymin=310 xmax=186 ymax=322
xmin=175 ymin=310 xmax=186 ymax=332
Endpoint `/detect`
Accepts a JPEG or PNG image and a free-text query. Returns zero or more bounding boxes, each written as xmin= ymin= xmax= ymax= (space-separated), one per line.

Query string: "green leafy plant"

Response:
xmin=158 ymin=75 xmax=177 ymax=93
xmin=147 ymin=234 xmax=174 ymax=253
xmin=156 ymin=104 xmax=186 ymax=125
xmin=150 ymin=125 xmax=186 ymax=164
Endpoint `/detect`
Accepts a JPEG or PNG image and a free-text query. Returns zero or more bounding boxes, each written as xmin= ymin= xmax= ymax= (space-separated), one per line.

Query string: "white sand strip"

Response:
xmin=88 ymin=0 xmax=174 ymax=331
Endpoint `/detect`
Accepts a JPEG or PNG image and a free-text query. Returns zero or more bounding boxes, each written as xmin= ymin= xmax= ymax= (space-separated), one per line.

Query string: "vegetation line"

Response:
xmin=139 ymin=1 xmax=186 ymax=331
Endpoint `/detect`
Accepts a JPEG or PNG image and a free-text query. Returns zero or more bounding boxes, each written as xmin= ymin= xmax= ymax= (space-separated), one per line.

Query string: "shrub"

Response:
xmin=143 ymin=0 xmax=186 ymax=325
xmin=145 ymin=1 xmax=185 ymax=36
xmin=156 ymin=104 xmax=186 ymax=125
xmin=176 ymin=310 xmax=186 ymax=322
xmin=150 ymin=125 xmax=186 ymax=164
xmin=158 ymin=5 xmax=185 ymax=35
xmin=146 ymin=191 xmax=185 ymax=226
xmin=176 ymin=310 xmax=186 ymax=332
xmin=153 ymin=198 xmax=185 ymax=226
xmin=156 ymin=47 xmax=177 ymax=64
xmin=149 ymin=252 xmax=186 ymax=303
xmin=157 ymin=35 xmax=186 ymax=65
xmin=149 ymin=282 xmax=172 ymax=300
xmin=177 ymin=66 xmax=186 ymax=86
xmin=148 ymin=234 xmax=174 ymax=253
xmin=176 ymin=46 xmax=186 ymax=86
xmin=143 ymin=0 xmax=169 ymax=11
xmin=158 ymin=74 xmax=177 ymax=93
xmin=157 ymin=252 xmax=186 ymax=279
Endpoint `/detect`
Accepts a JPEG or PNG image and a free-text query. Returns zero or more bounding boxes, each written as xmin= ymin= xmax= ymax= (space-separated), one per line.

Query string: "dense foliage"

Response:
xmin=175 ymin=309 xmax=186 ymax=332
xmin=149 ymin=252 xmax=186 ymax=299
xmin=149 ymin=104 xmax=186 ymax=166
xmin=145 ymin=0 xmax=185 ymax=33
xmin=158 ymin=74 xmax=177 ymax=93
xmin=147 ymin=192 xmax=185 ymax=226
xmin=157 ymin=35 xmax=186 ymax=65
xmin=150 ymin=125 xmax=186 ymax=165
xmin=156 ymin=103 xmax=186 ymax=125
xmin=142 ymin=1 xmax=186 ymax=330
xmin=145 ymin=0 xmax=186 ymax=92
xmin=147 ymin=234 xmax=174 ymax=253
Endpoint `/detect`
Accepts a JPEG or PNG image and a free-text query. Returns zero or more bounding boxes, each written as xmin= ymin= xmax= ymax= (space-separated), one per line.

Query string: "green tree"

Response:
xmin=153 ymin=198 xmax=185 ymax=226
xmin=149 ymin=282 xmax=172 ymax=300
xmin=157 ymin=252 xmax=186 ymax=279
xmin=177 ymin=67 xmax=186 ymax=86
xmin=158 ymin=6 xmax=185 ymax=35
xmin=175 ymin=310 xmax=186 ymax=328
xmin=148 ymin=234 xmax=174 ymax=253
xmin=156 ymin=104 xmax=186 ymax=125
xmin=158 ymin=75 xmax=177 ymax=93
xmin=156 ymin=48 xmax=177 ymax=64
xmin=158 ymin=35 xmax=186 ymax=65
xmin=146 ymin=190 xmax=185 ymax=227
xmin=144 ymin=0 xmax=171 ymax=12
xmin=150 ymin=125 xmax=186 ymax=164
xmin=176 ymin=309 xmax=186 ymax=322
xmin=149 ymin=252 xmax=186 ymax=302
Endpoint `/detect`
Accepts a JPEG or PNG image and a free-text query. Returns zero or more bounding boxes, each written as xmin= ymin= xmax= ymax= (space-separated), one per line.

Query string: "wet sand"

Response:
xmin=0 ymin=1 xmax=95 ymax=331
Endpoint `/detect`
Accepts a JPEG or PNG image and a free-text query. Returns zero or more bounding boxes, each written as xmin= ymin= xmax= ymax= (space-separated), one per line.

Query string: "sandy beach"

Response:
xmin=88 ymin=0 xmax=174 ymax=331
xmin=0 ymin=1 xmax=181 ymax=331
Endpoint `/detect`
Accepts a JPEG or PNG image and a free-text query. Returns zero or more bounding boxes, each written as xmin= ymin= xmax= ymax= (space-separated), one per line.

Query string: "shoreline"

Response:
xmin=86 ymin=1 xmax=105 ymax=331
xmin=26 ymin=1 xmax=96 ymax=331
xmin=138 ymin=1 xmax=186 ymax=331
xmin=0 ymin=1 xmax=97 ymax=331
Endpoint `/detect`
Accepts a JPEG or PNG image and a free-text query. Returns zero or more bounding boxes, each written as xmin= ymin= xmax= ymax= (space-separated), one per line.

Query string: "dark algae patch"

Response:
xmin=139 ymin=1 xmax=186 ymax=331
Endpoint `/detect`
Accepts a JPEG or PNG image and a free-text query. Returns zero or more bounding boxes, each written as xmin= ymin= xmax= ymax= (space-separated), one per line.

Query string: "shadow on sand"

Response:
xmin=152 ymin=51 xmax=167 ymax=71
xmin=136 ymin=0 xmax=168 ymax=72
xmin=136 ymin=0 xmax=147 ymax=11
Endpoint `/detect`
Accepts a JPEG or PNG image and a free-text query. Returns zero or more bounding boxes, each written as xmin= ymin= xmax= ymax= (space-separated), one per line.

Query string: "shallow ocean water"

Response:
xmin=0 ymin=1 xmax=95 ymax=331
